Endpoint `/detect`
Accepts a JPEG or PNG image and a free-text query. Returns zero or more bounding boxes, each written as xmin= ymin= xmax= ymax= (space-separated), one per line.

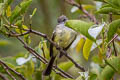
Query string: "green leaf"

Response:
xmin=83 ymin=38 xmax=93 ymax=60
xmin=34 ymin=70 xmax=42 ymax=80
xmin=16 ymin=25 xmax=31 ymax=44
xmin=20 ymin=0 xmax=32 ymax=14
xmin=1 ymin=57 xmax=18 ymax=66
xmin=100 ymin=56 xmax=120 ymax=80
xmin=107 ymin=56 xmax=120 ymax=73
xmin=15 ymin=20 xmax=23 ymax=34
xmin=0 ymin=3 xmax=4 ymax=15
xmin=75 ymin=76 xmax=83 ymax=80
xmin=76 ymin=37 xmax=85 ymax=53
xmin=117 ymin=28 xmax=120 ymax=35
xmin=6 ymin=5 xmax=11 ymax=17
xmin=15 ymin=20 xmax=22 ymax=28
xmin=5 ymin=0 xmax=13 ymax=6
xmin=58 ymin=61 xmax=73 ymax=71
xmin=16 ymin=25 xmax=28 ymax=33
xmin=100 ymin=66 xmax=115 ymax=80
xmin=24 ymin=34 xmax=31 ymax=44
xmin=24 ymin=60 xmax=34 ymax=78
xmin=32 ymin=8 xmax=37 ymax=17
xmin=0 ymin=66 xmax=4 ymax=73
xmin=105 ymin=0 xmax=120 ymax=9
xmin=10 ymin=6 xmax=21 ymax=23
xmin=92 ymin=55 xmax=102 ymax=64
xmin=4 ymin=62 xmax=16 ymax=69
xmin=101 ymin=4 xmax=111 ymax=8
xmin=96 ymin=7 xmax=120 ymax=15
xmin=4 ymin=0 xmax=13 ymax=10
xmin=65 ymin=20 xmax=95 ymax=41
xmin=107 ymin=19 xmax=120 ymax=41
xmin=42 ymin=41 xmax=49 ymax=55
xmin=0 ymin=17 xmax=3 ymax=29
xmin=89 ymin=74 xmax=97 ymax=80
xmin=9 ymin=0 xmax=32 ymax=23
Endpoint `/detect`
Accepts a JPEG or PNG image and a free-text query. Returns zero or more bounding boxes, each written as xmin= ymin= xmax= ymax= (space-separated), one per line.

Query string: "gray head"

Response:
xmin=57 ymin=15 xmax=68 ymax=24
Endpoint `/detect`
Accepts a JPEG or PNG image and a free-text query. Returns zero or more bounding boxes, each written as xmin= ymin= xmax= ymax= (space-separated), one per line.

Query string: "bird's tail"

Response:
xmin=43 ymin=56 xmax=56 ymax=76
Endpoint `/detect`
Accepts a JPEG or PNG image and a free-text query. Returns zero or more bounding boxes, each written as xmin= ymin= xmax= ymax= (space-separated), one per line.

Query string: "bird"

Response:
xmin=43 ymin=15 xmax=77 ymax=76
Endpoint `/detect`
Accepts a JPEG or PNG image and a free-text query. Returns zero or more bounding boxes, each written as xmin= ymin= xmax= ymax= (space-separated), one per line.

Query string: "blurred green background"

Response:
xmin=0 ymin=0 xmax=80 ymax=57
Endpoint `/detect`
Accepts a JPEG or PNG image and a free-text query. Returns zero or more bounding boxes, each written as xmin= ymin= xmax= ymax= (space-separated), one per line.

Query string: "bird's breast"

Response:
xmin=54 ymin=26 xmax=77 ymax=48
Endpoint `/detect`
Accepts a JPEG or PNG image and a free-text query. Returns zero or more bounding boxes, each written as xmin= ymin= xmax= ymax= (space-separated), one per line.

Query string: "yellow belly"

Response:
xmin=52 ymin=24 xmax=77 ymax=57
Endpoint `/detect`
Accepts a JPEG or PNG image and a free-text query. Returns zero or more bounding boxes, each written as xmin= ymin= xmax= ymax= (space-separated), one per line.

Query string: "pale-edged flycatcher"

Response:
xmin=43 ymin=15 xmax=77 ymax=76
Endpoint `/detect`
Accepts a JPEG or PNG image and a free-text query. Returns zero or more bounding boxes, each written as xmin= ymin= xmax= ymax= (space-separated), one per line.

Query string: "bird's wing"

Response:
xmin=59 ymin=32 xmax=77 ymax=58
xmin=64 ymin=33 xmax=77 ymax=50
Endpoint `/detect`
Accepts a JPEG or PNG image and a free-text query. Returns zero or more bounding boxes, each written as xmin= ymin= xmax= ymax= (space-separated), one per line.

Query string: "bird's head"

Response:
xmin=57 ymin=15 xmax=68 ymax=24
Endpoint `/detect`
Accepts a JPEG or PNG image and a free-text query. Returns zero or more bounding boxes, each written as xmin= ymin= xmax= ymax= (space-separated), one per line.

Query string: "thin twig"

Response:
xmin=65 ymin=0 xmax=98 ymax=24
xmin=53 ymin=65 xmax=73 ymax=78
xmin=41 ymin=47 xmax=46 ymax=58
xmin=18 ymin=37 xmax=74 ymax=79
xmin=0 ymin=60 xmax=26 ymax=80
xmin=109 ymin=13 xmax=117 ymax=56
xmin=3 ymin=66 xmax=16 ymax=80
xmin=112 ymin=41 xmax=117 ymax=56
xmin=107 ymin=34 xmax=118 ymax=46
xmin=104 ymin=59 xmax=117 ymax=72
xmin=0 ymin=73 xmax=9 ymax=80
xmin=106 ymin=46 xmax=112 ymax=58
xmin=3 ymin=24 xmax=30 ymax=37
xmin=109 ymin=13 xmax=112 ymax=22
xmin=7 ymin=31 xmax=30 ymax=37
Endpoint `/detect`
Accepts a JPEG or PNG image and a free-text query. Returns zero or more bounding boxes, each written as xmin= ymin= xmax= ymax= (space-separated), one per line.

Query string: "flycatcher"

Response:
xmin=43 ymin=15 xmax=77 ymax=76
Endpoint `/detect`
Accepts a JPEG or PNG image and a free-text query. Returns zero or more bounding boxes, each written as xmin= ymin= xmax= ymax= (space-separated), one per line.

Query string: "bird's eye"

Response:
xmin=63 ymin=19 xmax=66 ymax=22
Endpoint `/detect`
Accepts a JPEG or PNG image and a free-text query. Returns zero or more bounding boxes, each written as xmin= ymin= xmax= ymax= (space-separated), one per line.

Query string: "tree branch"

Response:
xmin=107 ymin=34 xmax=118 ymax=46
xmin=28 ymin=29 xmax=85 ymax=72
xmin=3 ymin=66 xmax=16 ymax=80
xmin=18 ymin=38 xmax=74 ymax=79
xmin=65 ymin=0 xmax=98 ymax=24
xmin=4 ymin=25 xmax=74 ymax=79
xmin=0 ymin=60 xmax=26 ymax=80
xmin=0 ymin=73 xmax=9 ymax=80
xmin=109 ymin=13 xmax=117 ymax=56
xmin=5 ymin=24 xmax=85 ymax=72
xmin=3 ymin=13 xmax=85 ymax=77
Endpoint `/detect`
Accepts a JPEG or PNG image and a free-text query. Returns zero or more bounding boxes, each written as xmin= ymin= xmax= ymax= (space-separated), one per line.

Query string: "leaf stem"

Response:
xmin=109 ymin=13 xmax=117 ymax=56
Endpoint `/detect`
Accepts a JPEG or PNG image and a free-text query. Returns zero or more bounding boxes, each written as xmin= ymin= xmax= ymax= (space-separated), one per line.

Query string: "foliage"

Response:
xmin=0 ymin=0 xmax=120 ymax=80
